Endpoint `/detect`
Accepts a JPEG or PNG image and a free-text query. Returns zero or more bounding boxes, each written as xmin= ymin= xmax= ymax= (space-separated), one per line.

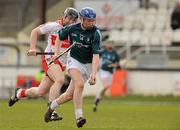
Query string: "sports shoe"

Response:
xmin=8 ymin=88 xmax=20 ymax=107
xmin=76 ymin=117 xmax=86 ymax=128
xmin=93 ymin=106 xmax=97 ymax=112
xmin=44 ymin=107 xmax=54 ymax=123
xmin=50 ymin=112 xmax=63 ymax=121
xmin=46 ymin=102 xmax=63 ymax=122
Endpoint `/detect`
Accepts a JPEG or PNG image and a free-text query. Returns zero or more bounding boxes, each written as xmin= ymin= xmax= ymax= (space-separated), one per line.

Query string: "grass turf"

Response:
xmin=0 ymin=96 xmax=180 ymax=130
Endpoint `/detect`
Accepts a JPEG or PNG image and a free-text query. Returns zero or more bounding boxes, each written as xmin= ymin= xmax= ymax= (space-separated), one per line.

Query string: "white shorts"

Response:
xmin=66 ymin=56 xmax=92 ymax=82
xmin=98 ymin=69 xmax=113 ymax=86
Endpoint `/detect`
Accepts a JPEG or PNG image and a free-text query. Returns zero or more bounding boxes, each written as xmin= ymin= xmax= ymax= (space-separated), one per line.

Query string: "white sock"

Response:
xmin=75 ymin=108 xmax=83 ymax=119
xmin=50 ymin=100 xmax=59 ymax=110
xmin=16 ymin=89 xmax=22 ymax=99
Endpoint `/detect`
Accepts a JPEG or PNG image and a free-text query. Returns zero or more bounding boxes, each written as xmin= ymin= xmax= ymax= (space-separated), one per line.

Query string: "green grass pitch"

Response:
xmin=0 ymin=96 xmax=180 ymax=130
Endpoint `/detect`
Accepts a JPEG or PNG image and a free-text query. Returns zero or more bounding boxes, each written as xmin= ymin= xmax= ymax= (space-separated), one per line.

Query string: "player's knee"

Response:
xmin=74 ymin=81 xmax=84 ymax=88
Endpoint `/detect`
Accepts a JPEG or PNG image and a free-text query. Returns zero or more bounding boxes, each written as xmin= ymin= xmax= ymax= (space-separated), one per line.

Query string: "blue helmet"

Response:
xmin=79 ymin=7 xmax=96 ymax=19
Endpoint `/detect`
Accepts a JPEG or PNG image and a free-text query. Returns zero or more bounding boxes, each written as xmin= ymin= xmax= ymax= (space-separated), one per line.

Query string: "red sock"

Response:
xmin=20 ymin=89 xmax=26 ymax=97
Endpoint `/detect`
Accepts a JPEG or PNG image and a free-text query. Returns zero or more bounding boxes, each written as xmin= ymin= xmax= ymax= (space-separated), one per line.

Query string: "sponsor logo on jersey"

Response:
xmin=80 ymin=34 xmax=84 ymax=41
xmin=73 ymin=41 xmax=89 ymax=48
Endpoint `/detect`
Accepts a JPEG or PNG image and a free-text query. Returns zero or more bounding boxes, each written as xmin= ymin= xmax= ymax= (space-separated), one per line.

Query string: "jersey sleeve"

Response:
xmin=92 ymin=29 xmax=102 ymax=54
xmin=99 ymin=49 xmax=105 ymax=57
xmin=39 ymin=22 xmax=61 ymax=34
xmin=58 ymin=25 xmax=70 ymax=41
xmin=115 ymin=52 xmax=120 ymax=62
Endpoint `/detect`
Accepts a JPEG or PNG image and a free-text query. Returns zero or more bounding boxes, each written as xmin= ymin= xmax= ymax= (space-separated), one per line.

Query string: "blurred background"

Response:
xmin=0 ymin=0 xmax=180 ymax=99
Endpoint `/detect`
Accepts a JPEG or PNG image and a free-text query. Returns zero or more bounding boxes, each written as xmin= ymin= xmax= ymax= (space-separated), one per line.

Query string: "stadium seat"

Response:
xmin=144 ymin=21 xmax=154 ymax=31
xmin=119 ymin=30 xmax=131 ymax=44
xmin=108 ymin=29 xmax=121 ymax=43
xmin=150 ymin=31 xmax=162 ymax=45
xmin=130 ymin=30 xmax=141 ymax=45
xmin=139 ymin=31 xmax=150 ymax=45
xmin=147 ymin=8 xmax=157 ymax=16
xmin=161 ymin=30 xmax=173 ymax=45
xmin=154 ymin=21 xmax=165 ymax=31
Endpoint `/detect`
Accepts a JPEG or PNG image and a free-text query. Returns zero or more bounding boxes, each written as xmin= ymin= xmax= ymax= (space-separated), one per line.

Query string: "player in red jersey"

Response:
xmin=8 ymin=7 xmax=79 ymax=122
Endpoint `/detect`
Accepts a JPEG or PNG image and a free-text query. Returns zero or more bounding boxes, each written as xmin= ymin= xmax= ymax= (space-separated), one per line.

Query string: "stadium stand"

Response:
xmin=108 ymin=0 xmax=178 ymax=46
xmin=1 ymin=0 xmax=180 ymax=98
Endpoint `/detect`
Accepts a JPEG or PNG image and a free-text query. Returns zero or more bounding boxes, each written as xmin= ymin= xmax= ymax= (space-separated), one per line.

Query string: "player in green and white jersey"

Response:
xmin=44 ymin=7 xmax=102 ymax=128
xmin=93 ymin=40 xmax=120 ymax=112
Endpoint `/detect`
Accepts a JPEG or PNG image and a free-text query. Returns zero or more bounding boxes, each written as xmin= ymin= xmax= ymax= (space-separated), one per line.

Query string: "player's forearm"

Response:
xmin=54 ymin=37 xmax=61 ymax=56
xmin=29 ymin=28 xmax=40 ymax=50
xmin=92 ymin=54 xmax=100 ymax=75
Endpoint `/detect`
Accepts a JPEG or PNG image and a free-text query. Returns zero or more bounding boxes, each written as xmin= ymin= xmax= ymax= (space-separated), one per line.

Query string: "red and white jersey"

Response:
xmin=39 ymin=19 xmax=70 ymax=67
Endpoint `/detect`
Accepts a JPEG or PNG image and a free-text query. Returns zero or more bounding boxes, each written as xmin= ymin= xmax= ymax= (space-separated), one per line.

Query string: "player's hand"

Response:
xmin=27 ymin=49 xmax=37 ymax=56
xmin=108 ymin=63 xmax=118 ymax=68
xmin=114 ymin=63 xmax=119 ymax=68
xmin=88 ymin=73 xmax=96 ymax=85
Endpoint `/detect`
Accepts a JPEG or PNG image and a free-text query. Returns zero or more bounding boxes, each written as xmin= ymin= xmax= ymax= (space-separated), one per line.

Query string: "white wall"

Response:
xmin=127 ymin=70 xmax=180 ymax=96
xmin=1 ymin=67 xmax=180 ymax=98
xmin=83 ymin=70 xmax=180 ymax=97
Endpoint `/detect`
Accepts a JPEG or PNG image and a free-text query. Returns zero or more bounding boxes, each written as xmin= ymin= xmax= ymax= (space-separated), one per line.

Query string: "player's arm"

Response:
xmin=114 ymin=52 xmax=121 ymax=69
xmin=58 ymin=26 xmax=70 ymax=42
xmin=28 ymin=22 xmax=59 ymax=56
xmin=91 ymin=54 xmax=100 ymax=79
xmin=54 ymin=36 xmax=60 ymax=57
xmin=89 ymin=30 xmax=102 ymax=85
xmin=27 ymin=26 xmax=42 ymax=56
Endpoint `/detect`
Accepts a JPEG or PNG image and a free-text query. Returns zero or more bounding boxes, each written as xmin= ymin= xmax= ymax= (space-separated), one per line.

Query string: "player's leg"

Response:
xmin=44 ymin=64 xmax=71 ymax=122
xmin=9 ymin=73 xmax=63 ymax=121
xmin=43 ymin=63 xmax=65 ymax=122
xmin=54 ymin=80 xmax=75 ymax=104
xmin=44 ymin=69 xmax=86 ymax=127
xmin=8 ymin=74 xmax=52 ymax=106
xmin=93 ymin=77 xmax=108 ymax=112
xmin=60 ymin=74 xmax=71 ymax=94
xmin=47 ymin=63 xmax=64 ymax=102
xmin=44 ymin=80 xmax=75 ymax=122
xmin=25 ymin=75 xmax=53 ymax=97
xmin=69 ymin=68 xmax=86 ymax=128
xmin=93 ymin=70 xmax=112 ymax=112
xmin=44 ymin=57 xmax=86 ymax=127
